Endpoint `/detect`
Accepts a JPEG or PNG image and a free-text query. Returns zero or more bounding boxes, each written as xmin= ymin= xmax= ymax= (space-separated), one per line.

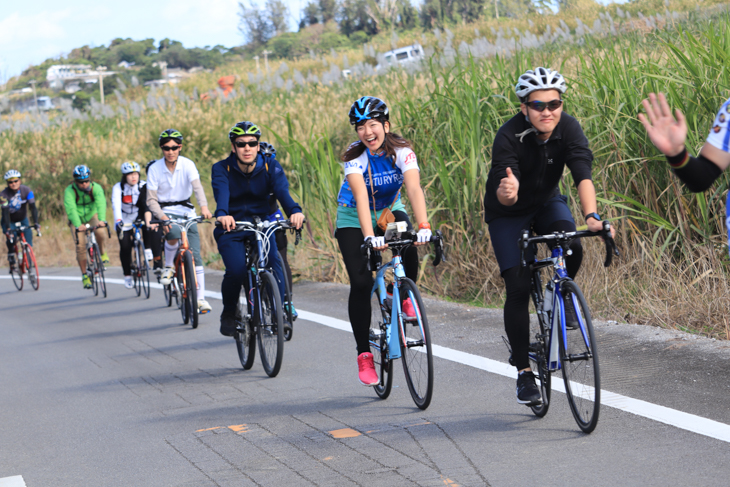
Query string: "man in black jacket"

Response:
xmin=484 ymin=67 xmax=614 ymax=406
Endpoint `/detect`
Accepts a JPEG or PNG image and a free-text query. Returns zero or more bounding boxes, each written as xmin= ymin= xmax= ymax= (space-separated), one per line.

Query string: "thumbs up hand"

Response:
xmin=497 ymin=167 xmax=519 ymax=206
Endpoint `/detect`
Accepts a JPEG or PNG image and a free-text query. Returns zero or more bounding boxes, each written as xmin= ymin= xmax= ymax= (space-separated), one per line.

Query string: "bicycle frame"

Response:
xmin=370 ymin=255 xmax=407 ymax=360
xmin=530 ymin=246 xmax=592 ymax=374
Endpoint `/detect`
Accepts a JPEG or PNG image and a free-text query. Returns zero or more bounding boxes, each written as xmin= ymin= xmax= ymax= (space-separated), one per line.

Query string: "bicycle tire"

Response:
xmin=558 ymin=280 xmax=600 ymax=433
xmin=235 ymin=299 xmax=256 ymax=369
xmin=528 ymin=276 xmax=551 ymax=418
xmin=10 ymin=245 xmax=22 ymax=291
xmin=398 ymin=278 xmax=433 ymax=410
xmin=25 ymin=244 xmax=39 ymax=290
xmin=177 ymin=256 xmax=190 ymax=325
xmin=89 ymin=246 xmax=98 ymax=296
xmin=370 ymin=292 xmax=393 ymax=399
xmin=141 ymin=250 xmax=150 ymax=299
xmin=94 ymin=244 xmax=107 ymax=298
xmin=278 ymin=251 xmax=294 ymax=341
xmin=185 ymin=251 xmax=198 ymax=329
xmin=257 ymin=271 xmax=284 ymax=377
xmin=133 ymin=243 xmax=141 ymax=297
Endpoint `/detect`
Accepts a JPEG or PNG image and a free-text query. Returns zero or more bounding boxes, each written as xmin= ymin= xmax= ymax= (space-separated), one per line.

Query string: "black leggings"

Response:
xmin=503 ymin=220 xmax=583 ymax=370
xmin=336 ymin=210 xmax=419 ymax=355
xmin=117 ymin=226 xmax=162 ymax=276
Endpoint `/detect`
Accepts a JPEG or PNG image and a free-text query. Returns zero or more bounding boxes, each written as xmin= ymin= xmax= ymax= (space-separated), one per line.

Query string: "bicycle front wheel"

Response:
xmin=132 ymin=245 xmax=141 ymax=297
xmin=10 ymin=248 xmax=22 ymax=291
xmin=257 ymin=271 xmax=284 ymax=377
xmin=25 ymin=244 xmax=39 ymax=290
xmin=94 ymin=244 xmax=107 ymax=298
xmin=140 ymin=247 xmax=150 ymax=299
xmin=235 ymin=299 xmax=256 ymax=370
xmin=370 ymin=292 xmax=393 ymax=399
xmin=559 ymin=280 xmax=600 ymax=433
xmin=278 ymin=251 xmax=293 ymax=341
xmin=398 ymin=278 xmax=433 ymax=410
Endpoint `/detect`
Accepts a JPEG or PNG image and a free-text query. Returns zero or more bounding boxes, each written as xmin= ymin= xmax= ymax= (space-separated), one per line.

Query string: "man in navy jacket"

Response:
xmin=212 ymin=121 xmax=305 ymax=336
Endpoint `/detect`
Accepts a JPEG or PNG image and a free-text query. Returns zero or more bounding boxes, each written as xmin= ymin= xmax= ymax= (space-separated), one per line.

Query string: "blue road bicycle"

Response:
xmin=216 ymin=218 xmax=301 ymax=378
xmin=516 ymin=220 xmax=618 ymax=433
xmin=362 ymin=222 xmax=445 ymax=410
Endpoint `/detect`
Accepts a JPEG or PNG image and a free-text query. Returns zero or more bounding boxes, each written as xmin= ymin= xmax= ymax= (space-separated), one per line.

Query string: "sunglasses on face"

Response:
xmin=525 ymin=99 xmax=563 ymax=112
xmin=77 ymin=180 xmax=90 ymax=185
xmin=161 ymin=145 xmax=181 ymax=151
xmin=7 ymin=179 xmax=20 ymax=184
xmin=235 ymin=141 xmax=258 ymax=148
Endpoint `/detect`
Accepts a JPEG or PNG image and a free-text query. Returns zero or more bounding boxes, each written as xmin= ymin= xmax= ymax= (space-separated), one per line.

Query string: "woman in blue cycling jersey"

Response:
xmin=336 ymin=96 xmax=432 ymax=387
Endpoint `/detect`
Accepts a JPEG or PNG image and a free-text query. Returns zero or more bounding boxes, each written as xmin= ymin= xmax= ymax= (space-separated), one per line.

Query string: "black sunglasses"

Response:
xmin=235 ymin=141 xmax=259 ymax=148
xmin=525 ymin=99 xmax=563 ymax=112
xmin=76 ymin=179 xmax=90 ymax=184
xmin=161 ymin=145 xmax=181 ymax=151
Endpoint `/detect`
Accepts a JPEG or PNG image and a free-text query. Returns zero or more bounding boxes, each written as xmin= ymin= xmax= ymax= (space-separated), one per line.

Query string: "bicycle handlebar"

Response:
xmin=7 ymin=223 xmax=42 ymax=238
xmin=519 ymin=220 xmax=619 ymax=268
xmin=360 ymin=229 xmax=446 ymax=270
xmin=150 ymin=216 xmax=209 ymax=232
xmin=214 ymin=218 xmax=304 ymax=244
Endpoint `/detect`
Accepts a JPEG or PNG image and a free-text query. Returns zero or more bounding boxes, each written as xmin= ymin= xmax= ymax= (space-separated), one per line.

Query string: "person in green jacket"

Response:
xmin=64 ymin=165 xmax=109 ymax=289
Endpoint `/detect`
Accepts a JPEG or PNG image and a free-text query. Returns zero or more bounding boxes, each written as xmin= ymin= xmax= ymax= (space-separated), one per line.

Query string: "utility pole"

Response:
xmin=28 ymin=80 xmax=39 ymax=113
xmin=253 ymin=55 xmax=260 ymax=72
xmin=495 ymin=0 xmax=499 ymax=19
xmin=262 ymin=50 xmax=272 ymax=73
xmin=97 ymin=66 xmax=108 ymax=105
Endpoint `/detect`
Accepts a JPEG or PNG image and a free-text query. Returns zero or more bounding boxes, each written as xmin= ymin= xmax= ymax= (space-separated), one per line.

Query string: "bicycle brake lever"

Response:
xmin=295 ymin=228 xmax=302 ymax=246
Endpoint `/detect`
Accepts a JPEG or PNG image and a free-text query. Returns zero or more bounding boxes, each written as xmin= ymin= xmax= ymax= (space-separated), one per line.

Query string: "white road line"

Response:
xmin=5 ymin=275 xmax=730 ymax=443
xmin=0 ymin=476 xmax=26 ymax=487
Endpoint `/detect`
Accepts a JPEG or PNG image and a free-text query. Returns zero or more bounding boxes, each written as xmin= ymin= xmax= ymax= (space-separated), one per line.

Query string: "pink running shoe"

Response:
xmin=402 ymin=297 xmax=419 ymax=320
xmin=357 ymin=352 xmax=379 ymax=386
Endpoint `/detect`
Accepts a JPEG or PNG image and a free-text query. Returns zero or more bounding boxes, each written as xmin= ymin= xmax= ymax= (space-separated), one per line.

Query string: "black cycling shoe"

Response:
xmin=220 ymin=312 xmax=237 ymax=337
xmin=516 ymin=371 xmax=542 ymax=406
xmin=564 ymin=295 xmax=579 ymax=330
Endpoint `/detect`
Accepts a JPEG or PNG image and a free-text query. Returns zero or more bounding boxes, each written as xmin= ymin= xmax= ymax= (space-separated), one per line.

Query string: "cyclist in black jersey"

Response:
xmin=484 ymin=68 xmax=614 ymax=406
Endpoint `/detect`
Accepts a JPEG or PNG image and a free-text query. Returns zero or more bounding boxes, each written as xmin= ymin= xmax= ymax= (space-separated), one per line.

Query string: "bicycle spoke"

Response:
xmin=398 ymin=279 xmax=433 ymax=410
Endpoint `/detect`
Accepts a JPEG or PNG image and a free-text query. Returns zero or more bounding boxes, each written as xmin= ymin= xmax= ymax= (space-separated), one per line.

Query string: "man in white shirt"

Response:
xmin=147 ymin=129 xmax=213 ymax=314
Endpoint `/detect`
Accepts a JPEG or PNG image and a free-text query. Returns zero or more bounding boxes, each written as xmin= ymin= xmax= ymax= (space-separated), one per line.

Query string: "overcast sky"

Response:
xmin=0 ymin=0 xmax=307 ymax=80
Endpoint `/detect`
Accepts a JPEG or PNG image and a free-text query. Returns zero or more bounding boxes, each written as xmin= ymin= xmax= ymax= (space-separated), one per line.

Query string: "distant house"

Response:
xmin=47 ymin=65 xmax=92 ymax=89
xmin=117 ymin=61 xmax=136 ymax=69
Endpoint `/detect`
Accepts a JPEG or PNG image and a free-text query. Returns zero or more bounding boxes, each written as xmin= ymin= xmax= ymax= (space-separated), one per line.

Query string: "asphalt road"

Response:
xmin=1 ymin=267 xmax=729 ymax=486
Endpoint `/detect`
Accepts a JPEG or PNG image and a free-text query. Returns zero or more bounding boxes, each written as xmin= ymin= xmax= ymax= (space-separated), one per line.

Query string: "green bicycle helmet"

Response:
xmin=159 ymin=128 xmax=183 ymax=146
xmin=229 ymin=121 xmax=261 ymax=142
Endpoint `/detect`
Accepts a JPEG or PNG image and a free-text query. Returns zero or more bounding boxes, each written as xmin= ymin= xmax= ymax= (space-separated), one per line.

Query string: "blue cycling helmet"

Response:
xmin=348 ymin=96 xmax=389 ymax=126
xmin=73 ymin=165 xmax=90 ymax=181
xmin=259 ymin=141 xmax=276 ymax=156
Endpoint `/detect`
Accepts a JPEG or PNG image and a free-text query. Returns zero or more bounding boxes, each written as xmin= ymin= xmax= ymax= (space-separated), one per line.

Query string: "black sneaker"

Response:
xmin=564 ymin=295 xmax=579 ymax=330
xmin=516 ymin=371 xmax=542 ymax=405
xmin=220 ymin=312 xmax=237 ymax=337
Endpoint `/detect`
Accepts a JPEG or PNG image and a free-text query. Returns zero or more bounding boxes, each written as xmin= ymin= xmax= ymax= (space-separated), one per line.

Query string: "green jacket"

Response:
xmin=64 ymin=182 xmax=106 ymax=228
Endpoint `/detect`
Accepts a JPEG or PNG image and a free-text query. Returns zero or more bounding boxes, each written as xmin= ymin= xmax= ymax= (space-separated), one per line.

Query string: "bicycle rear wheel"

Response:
xmin=398 ymin=278 xmax=433 ymax=410
xmin=94 ymin=244 xmax=107 ymax=298
xmin=235 ymin=299 xmax=256 ymax=370
xmin=25 ymin=244 xmax=39 ymax=290
xmin=89 ymin=247 xmax=99 ymax=296
xmin=257 ymin=271 xmax=284 ymax=377
xmin=278 ymin=251 xmax=293 ymax=341
xmin=370 ymin=292 xmax=393 ymax=399
xmin=528 ymin=314 xmax=551 ymax=418
xmin=10 ymin=247 xmax=22 ymax=291
xmin=559 ymin=280 xmax=600 ymax=433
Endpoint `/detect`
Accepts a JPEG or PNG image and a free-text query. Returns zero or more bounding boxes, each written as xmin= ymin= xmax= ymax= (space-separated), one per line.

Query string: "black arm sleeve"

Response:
xmin=137 ymin=185 xmax=150 ymax=215
xmin=1 ymin=204 xmax=8 ymax=227
xmin=669 ymin=151 xmax=723 ymax=193
xmin=29 ymin=201 xmax=39 ymax=225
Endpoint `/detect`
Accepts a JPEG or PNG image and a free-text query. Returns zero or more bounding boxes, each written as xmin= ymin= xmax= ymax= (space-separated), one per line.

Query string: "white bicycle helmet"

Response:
xmin=121 ymin=162 xmax=141 ymax=174
xmin=4 ymin=169 xmax=21 ymax=180
xmin=515 ymin=67 xmax=567 ymax=101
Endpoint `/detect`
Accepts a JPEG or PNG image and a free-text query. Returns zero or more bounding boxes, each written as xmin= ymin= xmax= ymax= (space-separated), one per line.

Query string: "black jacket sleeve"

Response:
xmin=562 ymin=116 xmax=593 ymax=186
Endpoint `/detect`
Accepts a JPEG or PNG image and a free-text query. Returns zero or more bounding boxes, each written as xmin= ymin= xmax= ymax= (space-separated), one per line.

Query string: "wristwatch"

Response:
xmin=585 ymin=212 xmax=601 ymax=222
